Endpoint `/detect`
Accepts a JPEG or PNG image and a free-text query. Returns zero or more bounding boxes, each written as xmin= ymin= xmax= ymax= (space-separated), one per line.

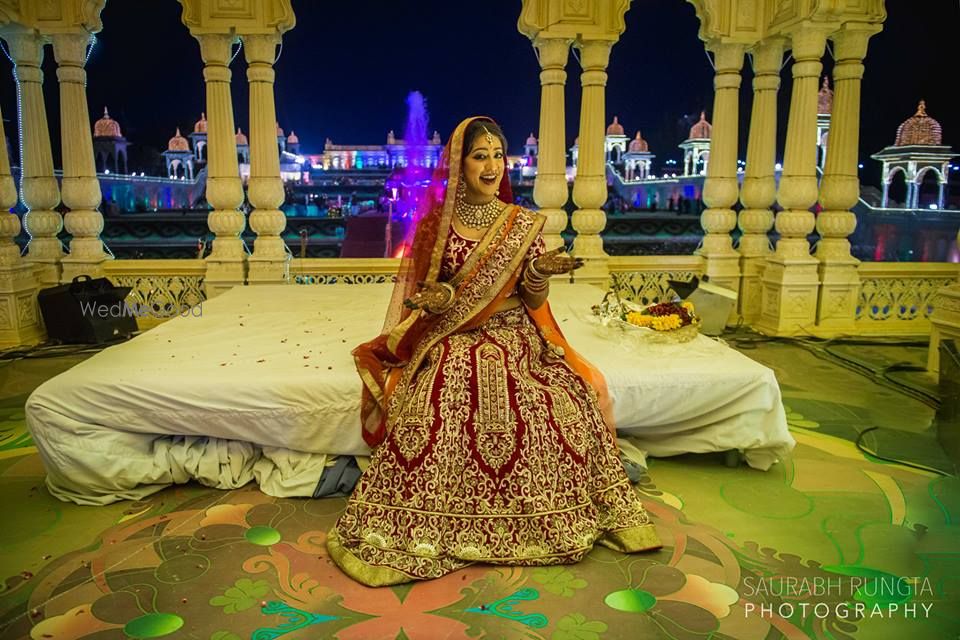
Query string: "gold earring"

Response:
xmin=455 ymin=178 xmax=466 ymax=204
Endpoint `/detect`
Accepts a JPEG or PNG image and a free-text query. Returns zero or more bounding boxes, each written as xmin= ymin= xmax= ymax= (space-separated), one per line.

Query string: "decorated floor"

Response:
xmin=1 ymin=339 xmax=958 ymax=639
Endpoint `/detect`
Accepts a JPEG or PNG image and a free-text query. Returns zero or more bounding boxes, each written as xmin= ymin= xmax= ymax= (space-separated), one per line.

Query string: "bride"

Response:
xmin=327 ymin=116 xmax=662 ymax=586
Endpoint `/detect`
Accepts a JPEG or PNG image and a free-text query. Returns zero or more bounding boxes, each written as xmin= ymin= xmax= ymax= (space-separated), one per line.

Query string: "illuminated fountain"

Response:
xmin=385 ymin=91 xmax=436 ymax=256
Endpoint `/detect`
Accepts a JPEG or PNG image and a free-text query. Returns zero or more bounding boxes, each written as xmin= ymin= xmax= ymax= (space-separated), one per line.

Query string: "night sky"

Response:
xmin=0 ymin=0 xmax=955 ymax=190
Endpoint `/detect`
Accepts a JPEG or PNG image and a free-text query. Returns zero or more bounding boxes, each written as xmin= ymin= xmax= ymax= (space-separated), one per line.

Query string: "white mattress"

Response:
xmin=26 ymin=282 xmax=793 ymax=505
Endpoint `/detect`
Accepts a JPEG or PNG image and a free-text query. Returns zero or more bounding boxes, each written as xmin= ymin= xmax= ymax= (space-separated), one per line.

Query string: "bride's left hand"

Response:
xmin=404 ymin=281 xmax=454 ymax=313
xmin=533 ymin=248 xmax=584 ymax=275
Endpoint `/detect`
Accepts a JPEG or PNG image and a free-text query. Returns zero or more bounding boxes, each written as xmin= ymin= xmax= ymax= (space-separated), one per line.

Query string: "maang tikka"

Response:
xmin=482 ymin=125 xmax=494 ymax=146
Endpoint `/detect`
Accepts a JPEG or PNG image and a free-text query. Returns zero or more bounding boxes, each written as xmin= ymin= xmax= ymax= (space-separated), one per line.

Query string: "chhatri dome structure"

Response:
xmin=623 ymin=130 xmax=654 ymax=181
xmin=92 ymin=106 xmax=128 ymax=175
xmin=679 ymin=111 xmax=712 ymax=177
xmin=872 ymin=100 xmax=956 ymax=210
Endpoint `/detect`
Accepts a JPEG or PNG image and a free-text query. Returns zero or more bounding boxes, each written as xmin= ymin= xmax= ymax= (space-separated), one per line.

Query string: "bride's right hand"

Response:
xmin=533 ymin=247 xmax=584 ymax=275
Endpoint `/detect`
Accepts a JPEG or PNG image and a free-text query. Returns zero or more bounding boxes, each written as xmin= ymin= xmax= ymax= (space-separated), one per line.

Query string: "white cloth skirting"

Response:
xmin=25 ymin=283 xmax=793 ymax=505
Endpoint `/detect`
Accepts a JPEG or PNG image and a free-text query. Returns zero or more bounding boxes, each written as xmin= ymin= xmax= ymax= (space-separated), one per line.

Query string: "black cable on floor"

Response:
xmin=855 ymin=426 xmax=953 ymax=477
xmin=722 ymin=327 xmax=939 ymax=406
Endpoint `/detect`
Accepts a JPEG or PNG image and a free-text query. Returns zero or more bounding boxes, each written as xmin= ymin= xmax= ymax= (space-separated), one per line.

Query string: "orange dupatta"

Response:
xmin=353 ymin=116 xmax=615 ymax=447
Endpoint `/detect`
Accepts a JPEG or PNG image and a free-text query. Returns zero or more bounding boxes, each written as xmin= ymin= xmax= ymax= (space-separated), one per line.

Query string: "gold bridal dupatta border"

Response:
xmin=352 ymin=116 xmax=517 ymax=448
xmin=352 ymin=116 xmax=617 ymax=448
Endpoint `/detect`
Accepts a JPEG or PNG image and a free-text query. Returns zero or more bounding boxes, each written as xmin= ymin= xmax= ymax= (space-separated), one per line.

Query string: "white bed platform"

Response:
xmin=25 ymin=283 xmax=793 ymax=505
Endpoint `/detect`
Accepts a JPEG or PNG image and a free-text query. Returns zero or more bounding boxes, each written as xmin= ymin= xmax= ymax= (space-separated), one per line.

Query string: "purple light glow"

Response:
xmin=384 ymin=91 xmax=438 ymax=254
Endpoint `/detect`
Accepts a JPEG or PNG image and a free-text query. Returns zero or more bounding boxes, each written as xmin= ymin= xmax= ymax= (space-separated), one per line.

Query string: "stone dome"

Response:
xmin=276 ymin=123 xmax=284 ymax=137
xmin=606 ymin=116 xmax=624 ymax=136
xmin=628 ymin=130 xmax=649 ymax=153
xmin=526 ymin=132 xmax=538 ymax=145
xmin=93 ymin=106 xmax=122 ymax=138
xmin=689 ymin=112 xmax=711 ymax=139
xmin=287 ymin=130 xmax=299 ymax=144
xmin=193 ymin=112 xmax=207 ymax=134
xmin=167 ymin=128 xmax=189 ymax=152
xmin=895 ymin=101 xmax=942 ymax=146
xmin=817 ymin=77 xmax=833 ymax=115
xmin=236 ymin=127 xmax=248 ymax=146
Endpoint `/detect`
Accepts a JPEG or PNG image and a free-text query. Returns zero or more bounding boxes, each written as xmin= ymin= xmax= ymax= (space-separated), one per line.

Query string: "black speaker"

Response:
xmin=37 ymin=275 xmax=138 ymax=344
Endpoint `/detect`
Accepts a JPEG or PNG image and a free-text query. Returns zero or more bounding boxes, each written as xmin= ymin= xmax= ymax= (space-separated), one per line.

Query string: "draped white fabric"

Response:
xmin=26 ymin=283 xmax=792 ymax=505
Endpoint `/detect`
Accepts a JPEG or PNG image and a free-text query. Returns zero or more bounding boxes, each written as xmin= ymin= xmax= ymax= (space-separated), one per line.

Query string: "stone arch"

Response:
xmin=885 ymin=165 xmax=908 ymax=207
xmin=915 ymin=166 xmax=944 ymax=209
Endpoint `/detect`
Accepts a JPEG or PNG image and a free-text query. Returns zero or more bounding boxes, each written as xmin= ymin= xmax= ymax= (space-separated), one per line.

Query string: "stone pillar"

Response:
xmin=243 ymin=33 xmax=289 ymax=283
xmin=196 ymin=34 xmax=246 ymax=297
xmin=53 ymin=32 xmax=108 ymax=283
xmin=570 ymin=38 xmax=612 ymax=285
xmin=6 ymin=32 xmax=63 ymax=286
xmin=0 ymin=101 xmax=44 ymax=347
xmin=532 ymin=36 xmax=572 ymax=251
xmin=756 ymin=27 xmax=828 ymax=336
xmin=698 ymin=42 xmax=745 ymax=302
xmin=738 ymin=39 xmax=784 ymax=323
xmin=815 ymin=24 xmax=879 ymax=333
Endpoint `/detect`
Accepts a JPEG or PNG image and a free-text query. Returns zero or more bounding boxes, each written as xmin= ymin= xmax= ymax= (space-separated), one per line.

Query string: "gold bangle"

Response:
xmin=428 ymin=282 xmax=456 ymax=313
xmin=527 ymin=258 xmax=550 ymax=281
xmin=523 ymin=281 xmax=548 ymax=295
xmin=522 ymin=269 xmax=549 ymax=294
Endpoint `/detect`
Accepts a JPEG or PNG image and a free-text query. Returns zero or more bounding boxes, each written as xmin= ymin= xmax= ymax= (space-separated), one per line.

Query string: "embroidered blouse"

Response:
xmin=440 ymin=224 xmax=546 ymax=287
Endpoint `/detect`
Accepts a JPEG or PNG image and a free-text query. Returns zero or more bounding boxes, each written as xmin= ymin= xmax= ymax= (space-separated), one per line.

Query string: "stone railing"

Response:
xmin=855 ymin=262 xmax=959 ymax=335
xmin=12 ymin=255 xmax=960 ymax=342
xmin=289 ymin=258 xmax=399 ymax=285
xmin=103 ymin=259 xmax=207 ymax=331
xmin=99 ymin=256 xmax=708 ymax=331
xmin=608 ymin=255 xmax=705 ymax=305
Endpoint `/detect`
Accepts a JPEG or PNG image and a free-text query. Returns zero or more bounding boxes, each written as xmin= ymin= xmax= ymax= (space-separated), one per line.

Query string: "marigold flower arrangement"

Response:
xmin=625 ymin=301 xmax=697 ymax=331
xmin=591 ymin=292 xmax=701 ymax=343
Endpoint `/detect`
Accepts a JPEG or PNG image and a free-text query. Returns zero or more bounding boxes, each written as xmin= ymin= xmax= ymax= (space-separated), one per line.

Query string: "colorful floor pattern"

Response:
xmin=1 ymin=340 xmax=958 ymax=639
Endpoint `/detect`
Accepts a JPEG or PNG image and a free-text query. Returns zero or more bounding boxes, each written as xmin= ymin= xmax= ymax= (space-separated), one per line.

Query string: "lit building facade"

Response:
xmin=305 ymin=130 xmax=444 ymax=171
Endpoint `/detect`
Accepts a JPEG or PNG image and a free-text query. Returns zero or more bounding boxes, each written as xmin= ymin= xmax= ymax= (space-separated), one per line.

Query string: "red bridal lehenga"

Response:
xmin=327 ymin=117 xmax=661 ymax=587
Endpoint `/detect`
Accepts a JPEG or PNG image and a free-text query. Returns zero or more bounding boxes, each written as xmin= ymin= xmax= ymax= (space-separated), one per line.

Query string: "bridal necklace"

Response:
xmin=456 ymin=195 xmax=503 ymax=229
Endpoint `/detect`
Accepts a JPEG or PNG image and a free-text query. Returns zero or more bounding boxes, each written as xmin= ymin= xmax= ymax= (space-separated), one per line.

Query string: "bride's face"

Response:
xmin=461 ymin=134 xmax=505 ymax=203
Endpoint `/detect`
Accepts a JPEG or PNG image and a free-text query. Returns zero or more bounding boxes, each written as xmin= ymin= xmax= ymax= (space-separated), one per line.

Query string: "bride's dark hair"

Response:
xmin=462 ymin=119 xmax=508 ymax=154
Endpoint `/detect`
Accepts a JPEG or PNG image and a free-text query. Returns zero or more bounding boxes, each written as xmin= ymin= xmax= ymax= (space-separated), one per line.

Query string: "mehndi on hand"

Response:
xmin=532 ymin=247 xmax=584 ymax=276
xmin=403 ymin=281 xmax=455 ymax=314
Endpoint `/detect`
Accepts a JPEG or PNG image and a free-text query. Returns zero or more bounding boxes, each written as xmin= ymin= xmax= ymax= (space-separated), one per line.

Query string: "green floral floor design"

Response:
xmin=1 ymin=343 xmax=958 ymax=639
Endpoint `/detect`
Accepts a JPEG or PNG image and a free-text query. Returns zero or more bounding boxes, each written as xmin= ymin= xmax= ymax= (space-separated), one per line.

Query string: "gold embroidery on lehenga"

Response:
xmin=330 ymin=208 xmax=661 ymax=586
xmin=392 ymin=352 xmax=442 ymax=463
xmin=547 ymin=388 xmax=578 ymax=431
xmin=476 ymin=343 xmax=513 ymax=433
xmin=474 ymin=342 xmax=517 ymax=472
xmin=388 ymin=207 xmax=538 ymax=420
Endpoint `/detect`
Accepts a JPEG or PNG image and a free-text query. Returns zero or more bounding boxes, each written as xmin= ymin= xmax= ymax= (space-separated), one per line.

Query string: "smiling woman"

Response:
xmin=327 ymin=116 xmax=662 ymax=587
